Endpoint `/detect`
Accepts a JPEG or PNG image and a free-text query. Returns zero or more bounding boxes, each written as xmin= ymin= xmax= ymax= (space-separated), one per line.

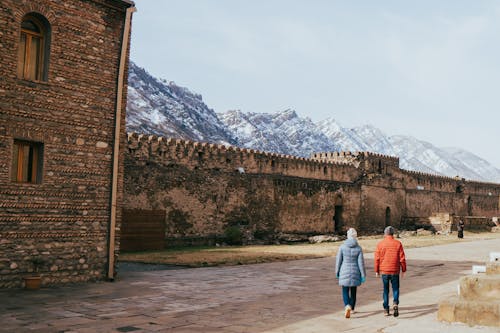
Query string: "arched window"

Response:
xmin=18 ymin=14 xmax=50 ymax=81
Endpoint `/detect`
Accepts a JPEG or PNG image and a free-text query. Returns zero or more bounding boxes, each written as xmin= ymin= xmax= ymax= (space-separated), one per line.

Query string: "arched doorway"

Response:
xmin=333 ymin=205 xmax=343 ymax=234
xmin=467 ymin=196 xmax=473 ymax=216
xmin=385 ymin=207 xmax=391 ymax=228
xmin=333 ymin=193 xmax=344 ymax=234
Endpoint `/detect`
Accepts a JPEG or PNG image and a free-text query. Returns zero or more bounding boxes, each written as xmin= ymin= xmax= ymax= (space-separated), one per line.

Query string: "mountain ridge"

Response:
xmin=126 ymin=62 xmax=500 ymax=183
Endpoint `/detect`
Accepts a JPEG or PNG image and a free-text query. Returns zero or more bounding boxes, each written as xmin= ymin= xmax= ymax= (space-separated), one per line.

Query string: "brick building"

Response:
xmin=0 ymin=0 xmax=135 ymax=288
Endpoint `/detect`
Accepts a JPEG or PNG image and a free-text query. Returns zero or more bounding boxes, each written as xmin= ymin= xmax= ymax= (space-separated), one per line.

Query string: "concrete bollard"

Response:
xmin=471 ymin=265 xmax=486 ymax=274
xmin=489 ymin=252 xmax=500 ymax=262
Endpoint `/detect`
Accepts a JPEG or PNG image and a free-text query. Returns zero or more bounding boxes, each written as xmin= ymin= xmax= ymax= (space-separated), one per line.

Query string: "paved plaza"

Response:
xmin=0 ymin=238 xmax=498 ymax=332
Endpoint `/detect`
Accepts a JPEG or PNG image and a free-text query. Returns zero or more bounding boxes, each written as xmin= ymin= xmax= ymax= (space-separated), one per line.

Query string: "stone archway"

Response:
xmin=385 ymin=207 xmax=391 ymax=227
xmin=333 ymin=193 xmax=344 ymax=234
xmin=333 ymin=205 xmax=343 ymax=234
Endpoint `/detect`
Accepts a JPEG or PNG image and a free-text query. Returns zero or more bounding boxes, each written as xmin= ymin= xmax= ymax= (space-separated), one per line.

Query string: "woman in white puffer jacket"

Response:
xmin=335 ymin=228 xmax=366 ymax=318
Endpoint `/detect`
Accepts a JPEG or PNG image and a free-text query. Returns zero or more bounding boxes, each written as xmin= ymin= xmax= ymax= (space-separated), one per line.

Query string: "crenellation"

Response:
xmin=124 ymin=132 xmax=500 ymax=247
xmin=127 ymin=133 xmax=495 ymax=195
xmin=125 ymin=133 xmax=373 ymax=182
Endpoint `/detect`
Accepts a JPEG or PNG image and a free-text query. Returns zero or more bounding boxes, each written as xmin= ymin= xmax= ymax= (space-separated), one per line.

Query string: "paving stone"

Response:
xmin=0 ymin=239 xmax=499 ymax=332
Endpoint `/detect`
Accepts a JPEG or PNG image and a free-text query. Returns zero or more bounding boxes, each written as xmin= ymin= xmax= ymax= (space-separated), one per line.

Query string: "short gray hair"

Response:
xmin=384 ymin=226 xmax=395 ymax=235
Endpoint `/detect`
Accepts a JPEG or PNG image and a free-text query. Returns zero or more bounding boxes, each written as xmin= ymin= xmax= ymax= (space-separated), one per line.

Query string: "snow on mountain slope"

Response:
xmin=440 ymin=147 xmax=500 ymax=183
xmin=220 ymin=109 xmax=339 ymax=156
xmin=126 ymin=62 xmax=235 ymax=145
xmin=126 ymin=63 xmax=500 ymax=183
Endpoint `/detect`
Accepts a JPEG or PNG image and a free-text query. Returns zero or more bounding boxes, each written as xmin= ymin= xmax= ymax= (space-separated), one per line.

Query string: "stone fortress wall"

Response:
xmin=124 ymin=133 xmax=500 ymax=246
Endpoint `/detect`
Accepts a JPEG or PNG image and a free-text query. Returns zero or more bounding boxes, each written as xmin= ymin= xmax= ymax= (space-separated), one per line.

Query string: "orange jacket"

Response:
xmin=374 ymin=235 xmax=406 ymax=275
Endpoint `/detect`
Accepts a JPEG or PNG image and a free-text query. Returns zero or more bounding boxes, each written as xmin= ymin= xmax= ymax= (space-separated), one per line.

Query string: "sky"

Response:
xmin=130 ymin=0 xmax=500 ymax=168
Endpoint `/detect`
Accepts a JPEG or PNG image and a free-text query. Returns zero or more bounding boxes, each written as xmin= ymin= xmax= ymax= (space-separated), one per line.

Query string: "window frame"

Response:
xmin=11 ymin=139 xmax=44 ymax=184
xmin=18 ymin=14 xmax=49 ymax=82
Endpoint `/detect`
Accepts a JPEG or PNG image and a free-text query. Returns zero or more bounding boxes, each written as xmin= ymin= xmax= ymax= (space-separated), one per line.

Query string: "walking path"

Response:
xmin=265 ymin=239 xmax=500 ymax=333
xmin=0 ymin=238 xmax=498 ymax=332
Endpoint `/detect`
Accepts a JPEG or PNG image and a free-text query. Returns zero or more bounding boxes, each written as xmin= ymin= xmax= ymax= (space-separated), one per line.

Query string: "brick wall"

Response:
xmin=0 ymin=0 xmax=132 ymax=288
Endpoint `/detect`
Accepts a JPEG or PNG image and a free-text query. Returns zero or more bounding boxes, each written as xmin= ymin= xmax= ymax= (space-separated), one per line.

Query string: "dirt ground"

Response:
xmin=119 ymin=231 xmax=500 ymax=267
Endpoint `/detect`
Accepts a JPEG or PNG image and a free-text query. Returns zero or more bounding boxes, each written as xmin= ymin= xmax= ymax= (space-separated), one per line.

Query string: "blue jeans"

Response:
xmin=381 ymin=274 xmax=399 ymax=309
xmin=342 ymin=286 xmax=357 ymax=309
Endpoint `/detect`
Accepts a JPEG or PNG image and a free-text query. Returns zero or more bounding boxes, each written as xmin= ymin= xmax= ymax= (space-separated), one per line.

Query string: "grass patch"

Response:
xmin=119 ymin=231 xmax=500 ymax=268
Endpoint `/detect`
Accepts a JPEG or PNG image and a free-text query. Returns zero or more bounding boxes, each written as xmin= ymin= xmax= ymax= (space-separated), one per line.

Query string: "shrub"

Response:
xmin=254 ymin=229 xmax=272 ymax=240
xmin=224 ymin=226 xmax=243 ymax=245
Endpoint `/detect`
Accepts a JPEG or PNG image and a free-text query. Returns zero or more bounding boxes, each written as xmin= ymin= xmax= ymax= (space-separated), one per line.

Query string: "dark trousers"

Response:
xmin=342 ymin=286 xmax=357 ymax=309
xmin=381 ymin=274 xmax=399 ymax=309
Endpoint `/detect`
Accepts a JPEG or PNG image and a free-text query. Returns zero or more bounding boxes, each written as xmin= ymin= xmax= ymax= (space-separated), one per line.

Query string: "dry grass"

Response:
xmin=119 ymin=231 xmax=500 ymax=267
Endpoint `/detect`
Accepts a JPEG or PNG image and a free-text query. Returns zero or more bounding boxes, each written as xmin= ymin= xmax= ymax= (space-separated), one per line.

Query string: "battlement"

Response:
xmin=400 ymin=169 xmax=500 ymax=189
xmin=311 ymin=151 xmax=398 ymax=160
xmin=126 ymin=132 xmax=361 ymax=182
xmin=402 ymin=169 xmax=457 ymax=182
xmin=126 ymin=133 xmax=500 ymax=193
xmin=311 ymin=150 xmax=400 ymax=174
xmin=127 ymin=132 xmax=314 ymax=162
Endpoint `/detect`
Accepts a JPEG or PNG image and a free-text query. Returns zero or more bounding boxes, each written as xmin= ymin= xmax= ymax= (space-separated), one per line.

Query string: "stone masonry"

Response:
xmin=124 ymin=134 xmax=500 ymax=247
xmin=0 ymin=0 xmax=134 ymax=288
xmin=438 ymin=256 xmax=500 ymax=327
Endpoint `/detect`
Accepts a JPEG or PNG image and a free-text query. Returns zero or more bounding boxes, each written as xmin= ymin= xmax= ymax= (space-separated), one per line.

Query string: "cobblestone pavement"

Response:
xmin=0 ymin=238 xmax=498 ymax=332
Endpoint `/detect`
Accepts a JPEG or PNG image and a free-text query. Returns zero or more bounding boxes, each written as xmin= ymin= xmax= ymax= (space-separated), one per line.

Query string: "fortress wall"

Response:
xmin=124 ymin=134 xmax=500 ymax=244
xmin=124 ymin=151 xmax=362 ymax=244
xmin=467 ymin=194 xmax=499 ymax=217
xmin=311 ymin=151 xmax=400 ymax=175
xmin=402 ymin=170 xmax=500 ymax=217
xmin=402 ymin=170 xmax=460 ymax=192
xmin=359 ymin=185 xmax=406 ymax=233
xmin=466 ymin=180 xmax=500 ymax=196
xmin=127 ymin=133 xmax=363 ymax=183
xmin=405 ymin=190 xmax=467 ymax=218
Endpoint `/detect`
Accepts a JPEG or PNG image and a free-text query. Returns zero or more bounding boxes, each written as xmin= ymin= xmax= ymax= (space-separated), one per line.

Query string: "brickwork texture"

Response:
xmin=0 ymin=0 xmax=132 ymax=288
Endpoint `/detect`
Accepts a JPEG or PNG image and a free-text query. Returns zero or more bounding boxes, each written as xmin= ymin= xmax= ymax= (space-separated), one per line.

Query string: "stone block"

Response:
xmin=438 ymin=295 xmax=500 ymax=327
xmin=416 ymin=228 xmax=433 ymax=236
xmin=490 ymin=252 xmax=500 ymax=262
xmin=486 ymin=262 xmax=500 ymax=275
xmin=459 ymin=275 xmax=500 ymax=301
xmin=308 ymin=235 xmax=341 ymax=244
xmin=471 ymin=265 xmax=486 ymax=274
xmin=437 ymin=295 xmax=457 ymax=323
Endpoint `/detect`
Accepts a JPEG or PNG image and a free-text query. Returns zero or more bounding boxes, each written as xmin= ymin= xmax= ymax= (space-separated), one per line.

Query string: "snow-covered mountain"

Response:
xmin=220 ymin=109 xmax=339 ymax=157
xmin=126 ymin=62 xmax=500 ymax=183
xmin=126 ymin=62 xmax=235 ymax=145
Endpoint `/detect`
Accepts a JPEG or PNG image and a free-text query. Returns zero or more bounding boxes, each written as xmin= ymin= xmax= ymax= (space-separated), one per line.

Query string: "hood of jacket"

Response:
xmin=344 ymin=238 xmax=359 ymax=248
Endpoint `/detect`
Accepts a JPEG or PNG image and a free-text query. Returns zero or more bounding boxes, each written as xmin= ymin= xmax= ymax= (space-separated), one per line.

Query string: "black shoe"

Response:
xmin=384 ymin=308 xmax=390 ymax=316
xmin=393 ymin=304 xmax=399 ymax=317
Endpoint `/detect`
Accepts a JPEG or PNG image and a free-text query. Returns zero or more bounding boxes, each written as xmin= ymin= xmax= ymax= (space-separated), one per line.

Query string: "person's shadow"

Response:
xmin=353 ymin=304 xmax=437 ymax=319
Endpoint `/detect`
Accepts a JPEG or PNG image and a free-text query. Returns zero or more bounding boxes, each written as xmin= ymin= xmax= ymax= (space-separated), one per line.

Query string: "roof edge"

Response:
xmin=119 ymin=0 xmax=135 ymax=6
xmin=109 ymin=0 xmax=135 ymax=7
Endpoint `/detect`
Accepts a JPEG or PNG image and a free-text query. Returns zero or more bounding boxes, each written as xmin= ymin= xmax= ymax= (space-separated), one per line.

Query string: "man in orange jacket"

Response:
xmin=374 ymin=226 xmax=406 ymax=317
